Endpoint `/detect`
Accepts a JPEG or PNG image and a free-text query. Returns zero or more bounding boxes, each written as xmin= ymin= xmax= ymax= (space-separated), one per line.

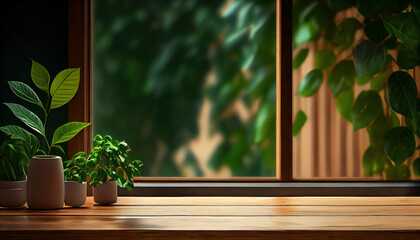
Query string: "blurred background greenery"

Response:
xmin=93 ymin=0 xmax=277 ymax=177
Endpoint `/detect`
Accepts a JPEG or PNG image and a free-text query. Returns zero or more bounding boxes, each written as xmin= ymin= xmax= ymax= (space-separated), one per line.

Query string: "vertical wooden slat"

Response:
xmin=67 ymin=0 xmax=93 ymax=159
xmin=278 ymin=0 xmax=293 ymax=181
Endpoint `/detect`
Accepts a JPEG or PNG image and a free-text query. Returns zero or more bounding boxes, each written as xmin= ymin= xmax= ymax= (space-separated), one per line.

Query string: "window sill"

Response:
xmin=2 ymin=196 xmax=420 ymax=239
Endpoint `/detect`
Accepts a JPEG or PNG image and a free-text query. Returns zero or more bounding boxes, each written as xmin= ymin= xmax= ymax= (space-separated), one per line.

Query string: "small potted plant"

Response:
xmin=0 ymin=138 xmax=36 ymax=208
xmin=87 ymin=134 xmax=142 ymax=205
xmin=64 ymin=152 xmax=88 ymax=207
xmin=1 ymin=60 xmax=91 ymax=209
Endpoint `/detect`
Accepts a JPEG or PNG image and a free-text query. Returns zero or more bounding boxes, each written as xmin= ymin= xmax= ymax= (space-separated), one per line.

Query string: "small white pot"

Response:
xmin=65 ymin=181 xmax=87 ymax=207
xmin=0 ymin=180 xmax=27 ymax=208
xmin=92 ymin=181 xmax=117 ymax=205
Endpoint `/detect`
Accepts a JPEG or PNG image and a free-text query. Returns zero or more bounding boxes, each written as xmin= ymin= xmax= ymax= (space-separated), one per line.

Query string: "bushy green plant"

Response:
xmin=0 ymin=139 xmax=34 ymax=181
xmin=292 ymin=0 xmax=420 ymax=179
xmin=64 ymin=152 xmax=88 ymax=184
xmin=0 ymin=60 xmax=91 ymax=155
xmin=87 ymin=135 xmax=142 ymax=191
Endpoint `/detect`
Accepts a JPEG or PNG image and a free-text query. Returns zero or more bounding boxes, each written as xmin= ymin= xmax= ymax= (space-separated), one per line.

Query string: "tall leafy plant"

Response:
xmin=292 ymin=0 xmax=420 ymax=179
xmin=0 ymin=60 xmax=91 ymax=156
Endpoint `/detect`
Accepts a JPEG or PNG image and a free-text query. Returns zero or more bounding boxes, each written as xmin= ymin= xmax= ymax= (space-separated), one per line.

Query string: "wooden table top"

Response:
xmin=2 ymin=197 xmax=420 ymax=239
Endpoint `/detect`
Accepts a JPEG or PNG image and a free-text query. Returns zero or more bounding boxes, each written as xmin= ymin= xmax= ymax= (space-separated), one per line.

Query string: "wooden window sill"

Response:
xmin=1 ymin=197 xmax=420 ymax=239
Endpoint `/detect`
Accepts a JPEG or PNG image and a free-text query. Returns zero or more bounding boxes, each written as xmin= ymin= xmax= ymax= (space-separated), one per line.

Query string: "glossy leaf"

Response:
xmin=327 ymin=60 xmax=355 ymax=98
xmin=292 ymin=110 xmax=307 ymax=137
xmin=297 ymin=69 xmax=323 ymax=97
xmin=0 ymin=125 xmax=39 ymax=149
xmin=31 ymin=60 xmax=50 ymax=94
xmin=50 ymin=68 xmax=80 ymax=109
xmin=8 ymin=81 xmax=44 ymax=109
xmin=383 ymin=12 xmax=420 ymax=46
xmin=326 ymin=18 xmax=361 ymax=50
xmin=397 ymin=42 xmax=420 ymax=70
xmin=293 ymin=48 xmax=309 ymax=70
xmin=384 ymin=127 xmax=415 ymax=165
xmin=355 ymin=40 xmax=386 ymax=77
xmin=51 ymin=122 xmax=91 ymax=146
xmin=336 ymin=89 xmax=353 ymax=122
xmin=315 ymin=49 xmax=336 ymax=69
xmin=387 ymin=71 xmax=417 ymax=118
xmin=4 ymin=103 xmax=44 ymax=135
xmin=352 ymin=91 xmax=382 ymax=132
xmin=364 ymin=20 xmax=389 ymax=43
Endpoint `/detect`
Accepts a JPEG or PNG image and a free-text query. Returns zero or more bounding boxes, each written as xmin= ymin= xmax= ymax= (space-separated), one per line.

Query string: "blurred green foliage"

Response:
xmin=293 ymin=0 xmax=420 ymax=179
xmin=93 ymin=0 xmax=276 ymax=177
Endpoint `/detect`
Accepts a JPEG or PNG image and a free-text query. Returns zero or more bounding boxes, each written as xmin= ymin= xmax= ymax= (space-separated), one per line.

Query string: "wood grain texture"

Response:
xmin=2 ymin=197 xmax=420 ymax=239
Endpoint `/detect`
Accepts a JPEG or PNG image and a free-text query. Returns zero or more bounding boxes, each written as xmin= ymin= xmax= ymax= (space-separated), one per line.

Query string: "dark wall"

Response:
xmin=0 ymin=0 xmax=68 ymax=150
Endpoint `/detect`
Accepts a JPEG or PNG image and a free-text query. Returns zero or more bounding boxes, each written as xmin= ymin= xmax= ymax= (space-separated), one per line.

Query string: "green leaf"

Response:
xmin=50 ymin=68 xmax=80 ymax=109
xmin=370 ymin=63 xmax=392 ymax=91
xmin=4 ymin=103 xmax=44 ymax=135
xmin=327 ymin=60 xmax=355 ymax=98
xmin=363 ymin=146 xmax=387 ymax=177
xmin=293 ymin=48 xmax=309 ymax=70
xmin=297 ymin=69 xmax=323 ymax=97
xmin=8 ymin=81 xmax=44 ymax=109
xmin=336 ymin=89 xmax=353 ymax=122
xmin=386 ymin=164 xmax=411 ymax=179
xmin=326 ymin=18 xmax=361 ymax=50
xmin=352 ymin=91 xmax=382 ymax=131
xmin=31 ymin=60 xmax=50 ymax=94
xmin=384 ymin=127 xmax=415 ymax=165
xmin=0 ymin=125 xmax=39 ymax=148
xmin=397 ymin=42 xmax=420 ymax=69
xmin=367 ymin=114 xmax=392 ymax=147
xmin=51 ymin=144 xmax=65 ymax=156
xmin=292 ymin=110 xmax=307 ymax=137
xmin=356 ymin=0 xmax=383 ymax=18
xmin=51 ymin=122 xmax=91 ymax=146
xmin=356 ymin=76 xmax=371 ymax=86
xmin=328 ymin=0 xmax=355 ymax=12
xmin=315 ymin=49 xmax=336 ymax=69
xmin=413 ymin=158 xmax=420 ymax=177
xmin=383 ymin=12 xmax=420 ymax=46
xmin=387 ymin=71 xmax=417 ymax=118
xmin=364 ymin=20 xmax=389 ymax=43
xmin=355 ymin=40 xmax=386 ymax=77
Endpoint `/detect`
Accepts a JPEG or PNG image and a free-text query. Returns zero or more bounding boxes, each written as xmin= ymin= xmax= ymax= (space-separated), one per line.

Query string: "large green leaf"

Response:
xmin=326 ymin=18 xmax=361 ymax=50
xmin=0 ymin=125 xmax=39 ymax=148
xmin=336 ymin=89 xmax=353 ymax=122
xmin=8 ymin=81 xmax=44 ymax=109
xmin=292 ymin=110 xmax=307 ymax=137
xmin=50 ymin=68 xmax=80 ymax=109
xmin=362 ymin=145 xmax=387 ymax=177
xmin=387 ymin=71 xmax=417 ymax=118
xmin=51 ymin=122 xmax=91 ymax=146
xmin=383 ymin=12 xmax=420 ymax=46
xmin=297 ymin=69 xmax=323 ymax=97
xmin=355 ymin=40 xmax=386 ymax=77
xmin=397 ymin=42 xmax=420 ymax=69
xmin=364 ymin=20 xmax=389 ymax=43
xmin=30 ymin=60 xmax=50 ymax=94
xmin=315 ymin=49 xmax=336 ymax=69
xmin=293 ymin=48 xmax=309 ymax=70
xmin=352 ymin=91 xmax=382 ymax=132
xmin=384 ymin=127 xmax=415 ymax=165
xmin=327 ymin=60 xmax=355 ymax=98
xmin=4 ymin=103 xmax=44 ymax=135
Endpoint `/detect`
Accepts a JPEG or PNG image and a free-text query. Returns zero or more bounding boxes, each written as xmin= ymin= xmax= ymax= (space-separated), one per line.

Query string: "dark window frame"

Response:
xmin=67 ymin=0 xmax=419 ymax=196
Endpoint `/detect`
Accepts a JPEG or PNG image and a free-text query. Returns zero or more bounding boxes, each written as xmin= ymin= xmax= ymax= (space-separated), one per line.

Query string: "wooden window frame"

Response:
xmin=67 ymin=0 xmax=420 ymax=195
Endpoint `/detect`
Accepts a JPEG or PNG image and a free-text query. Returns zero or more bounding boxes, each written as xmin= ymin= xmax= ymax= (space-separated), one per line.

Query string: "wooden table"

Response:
xmin=1 ymin=197 xmax=420 ymax=239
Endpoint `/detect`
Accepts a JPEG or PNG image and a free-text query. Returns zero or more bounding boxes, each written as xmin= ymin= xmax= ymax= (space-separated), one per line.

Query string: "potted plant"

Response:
xmin=87 ymin=134 xmax=142 ymax=205
xmin=0 ymin=60 xmax=90 ymax=209
xmin=0 ymin=139 xmax=36 ymax=208
xmin=64 ymin=152 xmax=88 ymax=207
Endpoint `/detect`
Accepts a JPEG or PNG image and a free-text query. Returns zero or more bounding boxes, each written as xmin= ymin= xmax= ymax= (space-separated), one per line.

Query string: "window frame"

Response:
xmin=67 ymin=0 xmax=419 ymax=196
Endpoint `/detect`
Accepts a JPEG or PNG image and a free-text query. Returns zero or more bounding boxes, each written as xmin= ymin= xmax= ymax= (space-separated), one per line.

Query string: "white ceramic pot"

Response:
xmin=27 ymin=155 xmax=64 ymax=209
xmin=65 ymin=181 xmax=87 ymax=207
xmin=0 ymin=180 xmax=26 ymax=208
xmin=93 ymin=181 xmax=117 ymax=205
